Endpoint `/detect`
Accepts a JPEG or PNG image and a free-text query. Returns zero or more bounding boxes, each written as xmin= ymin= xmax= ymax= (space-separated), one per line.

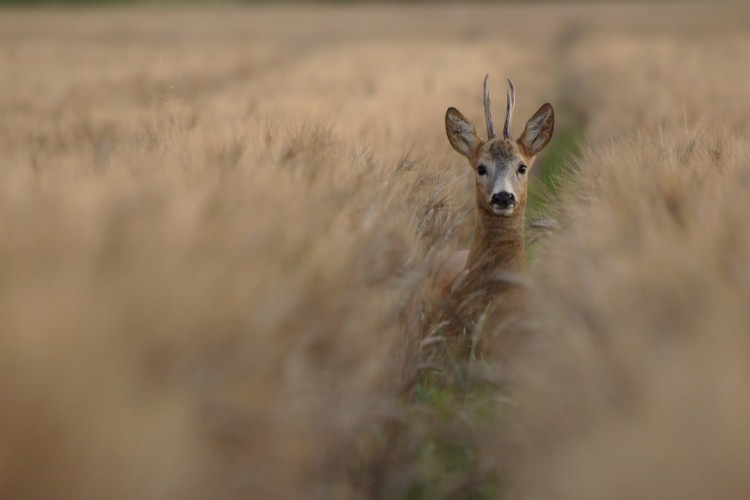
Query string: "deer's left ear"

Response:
xmin=519 ymin=103 xmax=554 ymax=157
xmin=445 ymin=107 xmax=483 ymax=160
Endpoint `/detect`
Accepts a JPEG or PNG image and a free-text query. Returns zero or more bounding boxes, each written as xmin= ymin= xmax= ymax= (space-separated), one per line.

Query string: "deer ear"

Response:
xmin=519 ymin=103 xmax=554 ymax=157
xmin=445 ymin=107 xmax=483 ymax=160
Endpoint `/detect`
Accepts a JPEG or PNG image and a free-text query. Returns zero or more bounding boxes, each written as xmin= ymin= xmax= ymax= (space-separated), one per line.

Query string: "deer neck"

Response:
xmin=466 ymin=204 xmax=525 ymax=273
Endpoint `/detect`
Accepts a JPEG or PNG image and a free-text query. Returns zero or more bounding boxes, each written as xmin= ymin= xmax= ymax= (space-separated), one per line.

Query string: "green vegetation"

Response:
xmin=526 ymin=122 xmax=582 ymax=215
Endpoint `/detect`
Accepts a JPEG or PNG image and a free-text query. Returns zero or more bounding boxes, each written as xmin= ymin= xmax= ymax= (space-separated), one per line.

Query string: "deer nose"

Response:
xmin=491 ymin=191 xmax=515 ymax=208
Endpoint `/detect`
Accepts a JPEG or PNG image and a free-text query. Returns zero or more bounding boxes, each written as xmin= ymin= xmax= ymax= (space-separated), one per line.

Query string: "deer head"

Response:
xmin=445 ymin=76 xmax=554 ymax=217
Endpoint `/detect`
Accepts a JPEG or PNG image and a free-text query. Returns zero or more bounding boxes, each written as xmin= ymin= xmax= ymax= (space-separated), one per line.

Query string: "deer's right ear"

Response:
xmin=445 ymin=107 xmax=482 ymax=160
xmin=519 ymin=103 xmax=554 ymax=158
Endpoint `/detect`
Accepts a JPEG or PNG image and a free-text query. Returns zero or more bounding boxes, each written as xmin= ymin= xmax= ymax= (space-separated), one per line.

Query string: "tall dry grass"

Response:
xmin=505 ymin=127 xmax=750 ymax=499
xmin=1 ymin=3 xmax=750 ymax=499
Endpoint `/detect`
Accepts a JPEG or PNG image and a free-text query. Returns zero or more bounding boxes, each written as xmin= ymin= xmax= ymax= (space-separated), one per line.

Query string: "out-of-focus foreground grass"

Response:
xmin=2 ymin=3 xmax=750 ymax=499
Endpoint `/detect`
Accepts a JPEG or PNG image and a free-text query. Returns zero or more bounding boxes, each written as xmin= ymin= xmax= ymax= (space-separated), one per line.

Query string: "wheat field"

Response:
xmin=2 ymin=3 xmax=750 ymax=499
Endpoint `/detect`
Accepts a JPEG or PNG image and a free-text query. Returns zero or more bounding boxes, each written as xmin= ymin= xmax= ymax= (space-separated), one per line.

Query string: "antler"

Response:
xmin=503 ymin=78 xmax=516 ymax=140
xmin=484 ymin=76 xmax=516 ymax=141
xmin=483 ymin=74 xmax=496 ymax=140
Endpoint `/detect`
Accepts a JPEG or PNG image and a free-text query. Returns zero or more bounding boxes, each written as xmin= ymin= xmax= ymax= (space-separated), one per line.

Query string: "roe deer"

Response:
xmin=434 ymin=76 xmax=554 ymax=303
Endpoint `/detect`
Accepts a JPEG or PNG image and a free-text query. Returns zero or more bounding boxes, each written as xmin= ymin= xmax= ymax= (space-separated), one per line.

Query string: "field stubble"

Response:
xmin=2 ymin=3 xmax=750 ymax=499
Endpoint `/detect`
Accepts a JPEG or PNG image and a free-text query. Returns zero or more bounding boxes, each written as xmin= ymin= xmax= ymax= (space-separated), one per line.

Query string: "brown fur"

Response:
xmin=437 ymin=104 xmax=553 ymax=301
xmin=488 ymin=140 xmax=518 ymax=164
xmin=435 ymin=88 xmax=553 ymax=353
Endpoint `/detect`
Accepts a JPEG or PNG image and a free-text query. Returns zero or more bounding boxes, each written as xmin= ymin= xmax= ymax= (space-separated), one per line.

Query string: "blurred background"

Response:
xmin=2 ymin=0 xmax=750 ymax=499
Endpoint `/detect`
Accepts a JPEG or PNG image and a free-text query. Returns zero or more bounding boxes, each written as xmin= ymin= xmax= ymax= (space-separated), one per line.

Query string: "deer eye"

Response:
xmin=477 ymin=165 xmax=488 ymax=176
xmin=518 ymin=164 xmax=527 ymax=174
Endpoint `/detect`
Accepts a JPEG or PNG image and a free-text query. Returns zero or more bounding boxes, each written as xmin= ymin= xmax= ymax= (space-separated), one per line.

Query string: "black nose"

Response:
xmin=491 ymin=191 xmax=516 ymax=208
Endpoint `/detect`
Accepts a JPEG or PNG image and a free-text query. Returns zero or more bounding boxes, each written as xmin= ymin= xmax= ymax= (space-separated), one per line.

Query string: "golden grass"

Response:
xmin=1 ymin=3 xmax=750 ymax=499
xmin=506 ymin=127 xmax=750 ymax=499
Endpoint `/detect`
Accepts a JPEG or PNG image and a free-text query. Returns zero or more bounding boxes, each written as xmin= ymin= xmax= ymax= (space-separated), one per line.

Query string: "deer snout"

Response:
xmin=491 ymin=191 xmax=516 ymax=208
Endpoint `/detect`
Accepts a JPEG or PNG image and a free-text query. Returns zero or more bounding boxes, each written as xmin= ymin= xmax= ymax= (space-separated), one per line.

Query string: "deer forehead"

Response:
xmin=477 ymin=139 xmax=522 ymax=167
